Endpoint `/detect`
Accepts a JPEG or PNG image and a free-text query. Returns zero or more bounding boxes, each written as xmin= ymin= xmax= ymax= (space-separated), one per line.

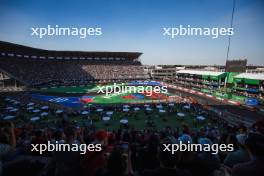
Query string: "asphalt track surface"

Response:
xmin=170 ymin=88 xmax=264 ymax=122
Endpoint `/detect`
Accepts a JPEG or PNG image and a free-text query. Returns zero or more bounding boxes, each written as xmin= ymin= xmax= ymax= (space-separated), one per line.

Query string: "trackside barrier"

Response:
xmin=160 ymin=82 xmax=241 ymax=106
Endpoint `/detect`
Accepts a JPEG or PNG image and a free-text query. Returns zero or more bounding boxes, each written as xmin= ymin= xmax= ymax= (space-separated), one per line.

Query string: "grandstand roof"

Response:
xmin=176 ymin=70 xmax=225 ymax=76
xmin=234 ymin=73 xmax=264 ymax=80
xmin=0 ymin=41 xmax=142 ymax=60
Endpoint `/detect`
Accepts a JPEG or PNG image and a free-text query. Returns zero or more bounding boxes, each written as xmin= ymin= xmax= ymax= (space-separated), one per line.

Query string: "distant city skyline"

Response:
xmin=0 ymin=0 xmax=263 ymax=65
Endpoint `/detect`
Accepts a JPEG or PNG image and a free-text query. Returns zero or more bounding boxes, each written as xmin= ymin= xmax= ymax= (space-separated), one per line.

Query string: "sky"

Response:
xmin=0 ymin=0 xmax=263 ymax=65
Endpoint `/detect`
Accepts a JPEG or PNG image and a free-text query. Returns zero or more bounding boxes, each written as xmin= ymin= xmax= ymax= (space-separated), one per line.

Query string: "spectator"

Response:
xmin=50 ymin=126 xmax=82 ymax=176
xmin=142 ymin=145 xmax=191 ymax=176
xmin=97 ymin=147 xmax=133 ymax=176
xmin=0 ymin=122 xmax=16 ymax=176
xmin=80 ymin=130 xmax=110 ymax=176
xmin=232 ymin=133 xmax=264 ymax=176
xmin=224 ymin=134 xmax=250 ymax=168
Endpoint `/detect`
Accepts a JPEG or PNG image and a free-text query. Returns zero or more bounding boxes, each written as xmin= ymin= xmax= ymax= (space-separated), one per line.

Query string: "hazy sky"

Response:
xmin=0 ymin=0 xmax=263 ymax=65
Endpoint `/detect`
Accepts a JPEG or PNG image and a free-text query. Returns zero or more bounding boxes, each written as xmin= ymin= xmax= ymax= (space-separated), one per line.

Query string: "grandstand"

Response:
xmin=233 ymin=73 xmax=264 ymax=103
xmin=172 ymin=69 xmax=264 ymax=105
xmin=1 ymin=41 xmax=264 ymax=176
xmin=174 ymin=69 xmax=226 ymax=90
xmin=0 ymin=41 xmax=148 ymax=89
xmin=1 ymin=0 xmax=264 ymax=175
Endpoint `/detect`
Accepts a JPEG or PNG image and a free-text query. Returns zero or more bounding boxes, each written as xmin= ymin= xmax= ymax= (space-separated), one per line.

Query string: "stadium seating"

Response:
xmin=0 ymin=41 xmax=148 ymax=87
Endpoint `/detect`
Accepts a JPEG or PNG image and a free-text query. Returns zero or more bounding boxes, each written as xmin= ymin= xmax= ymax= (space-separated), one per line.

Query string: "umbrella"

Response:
xmin=183 ymin=105 xmax=190 ymax=109
xmin=27 ymin=107 xmax=34 ymax=110
xmin=156 ymin=105 xmax=163 ymax=109
xmin=41 ymin=106 xmax=49 ymax=110
xmin=123 ymin=108 xmax=129 ymax=112
xmin=55 ymin=109 xmax=63 ymax=114
xmin=123 ymin=105 xmax=130 ymax=108
xmin=102 ymin=117 xmax=110 ymax=121
xmin=146 ymin=107 xmax=152 ymax=111
xmin=6 ymin=107 xmax=14 ymax=110
xmin=96 ymin=108 xmax=103 ymax=112
xmin=159 ymin=109 xmax=166 ymax=113
xmin=3 ymin=115 xmax=15 ymax=120
xmin=106 ymin=111 xmax=113 ymax=116
xmin=10 ymin=108 xmax=18 ymax=112
xmin=32 ymin=109 xmax=41 ymax=113
xmin=81 ymin=111 xmax=89 ymax=115
xmin=40 ymin=112 xmax=49 ymax=116
xmin=120 ymin=119 xmax=128 ymax=124
xmin=13 ymin=101 xmax=20 ymax=105
xmin=177 ymin=113 xmax=185 ymax=117
xmin=134 ymin=107 xmax=140 ymax=111
xmin=168 ymin=103 xmax=175 ymax=106
xmin=27 ymin=102 xmax=35 ymax=106
xmin=144 ymin=104 xmax=150 ymax=107
xmin=30 ymin=117 xmax=40 ymax=121
xmin=197 ymin=116 xmax=206 ymax=121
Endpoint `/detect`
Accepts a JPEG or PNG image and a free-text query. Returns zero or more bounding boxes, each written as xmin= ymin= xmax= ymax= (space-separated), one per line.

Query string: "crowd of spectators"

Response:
xmin=233 ymin=83 xmax=264 ymax=101
xmin=0 ymin=57 xmax=147 ymax=87
xmin=173 ymin=75 xmax=263 ymax=103
xmin=173 ymin=76 xmax=224 ymax=90
xmin=1 ymin=94 xmax=264 ymax=176
xmin=82 ymin=65 xmax=146 ymax=80
xmin=1 ymin=118 xmax=264 ymax=176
